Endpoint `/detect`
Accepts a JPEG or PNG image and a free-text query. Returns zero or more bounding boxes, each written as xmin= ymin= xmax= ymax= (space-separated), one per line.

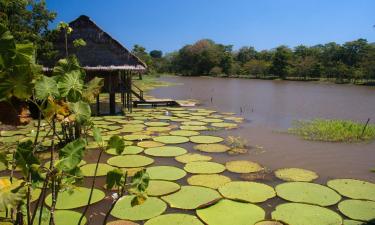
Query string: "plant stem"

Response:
xmin=34 ymin=110 xmax=42 ymax=146
xmin=103 ymin=173 xmax=127 ymax=225
xmin=30 ymin=173 xmax=49 ymax=225
xmin=26 ymin=173 xmax=31 ymax=225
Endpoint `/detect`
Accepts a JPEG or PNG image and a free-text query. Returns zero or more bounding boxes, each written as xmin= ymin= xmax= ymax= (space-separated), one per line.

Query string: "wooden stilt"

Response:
xmin=96 ymin=95 xmax=100 ymax=116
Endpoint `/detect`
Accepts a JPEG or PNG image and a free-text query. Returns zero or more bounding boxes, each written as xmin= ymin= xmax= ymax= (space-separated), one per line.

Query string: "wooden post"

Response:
xmin=129 ymin=72 xmax=133 ymax=113
xmin=109 ymin=72 xmax=116 ymax=114
xmin=96 ymin=95 xmax=100 ymax=116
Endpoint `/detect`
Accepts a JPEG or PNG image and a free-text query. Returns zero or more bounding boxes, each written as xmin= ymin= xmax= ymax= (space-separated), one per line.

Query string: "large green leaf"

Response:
xmin=107 ymin=135 xmax=125 ymax=155
xmin=106 ymin=168 xmax=125 ymax=190
xmin=69 ymin=101 xmax=91 ymax=123
xmin=56 ymin=139 xmax=86 ymax=172
xmin=0 ymin=24 xmax=16 ymax=70
xmin=0 ymin=65 xmax=34 ymax=101
xmin=15 ymin=140 xmax=39 ymax=176
xmin=35 ymin=75 xmax=59 ymax=100
xmin=57 ymin=70 xmax=84 ymax=102
xmin=14 ymin=43 xmax=35 ymax=65
xmin=82 ymin=77 xmax=104 ymax=102
xmin=0 ymin=178 xmax=26 ymax=211
xmin=131 ymin=169 xmax=149 ymax=193
xmin=53 ymin=56 xmax=82 ymax=77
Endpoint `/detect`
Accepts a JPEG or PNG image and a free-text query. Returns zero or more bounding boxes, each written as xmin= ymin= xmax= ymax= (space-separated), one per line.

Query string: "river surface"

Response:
xmin=150 ymin=76 xmax=375 ymax=182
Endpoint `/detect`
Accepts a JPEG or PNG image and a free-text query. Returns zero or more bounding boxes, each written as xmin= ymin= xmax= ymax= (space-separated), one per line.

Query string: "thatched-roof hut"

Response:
xmin=43 ymin=15 xmax=147 ymax=114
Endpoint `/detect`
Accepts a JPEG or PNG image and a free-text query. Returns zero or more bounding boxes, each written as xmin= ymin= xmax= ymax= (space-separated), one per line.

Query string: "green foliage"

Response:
xmin=107 ymin=136 xmax=125 ymax=155
xmin=0 ymin=23 xmax=16 ymax=70
xmin=69 ymin=101 xmax=91 ymax=123
xmin=106 ymin=168 xmax=125 ymax=190
xmin=56 ymin=138 xmax=86 ymax=172
xmin=15 ymin=140 xmax=39 ymax=176
xmin=34 ymin=75 xmax=58 ymax=100
xmin=0 ymin=178 xmax=26 ymax=210
xmin=81 ymin=77 xmax=104 ymax=102
xmin=57 ymin=70 xmax=84 ymax=102
xmin=73 ymin=38 xmax=86 ymax=48
xmin=289 ymin=119 xmax=375 ymax=142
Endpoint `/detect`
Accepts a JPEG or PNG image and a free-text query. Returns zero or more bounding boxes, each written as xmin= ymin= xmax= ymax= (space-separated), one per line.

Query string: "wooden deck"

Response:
xmin=133 ymin=99 xmax=179 ymax=107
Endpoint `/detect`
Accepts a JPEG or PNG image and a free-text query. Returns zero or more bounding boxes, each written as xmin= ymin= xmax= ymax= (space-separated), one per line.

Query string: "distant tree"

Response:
xmin=150 ymin=50 xmax=163 ymax=58
xmin=236 ymin=46 xmax=257 ymax=64
xmin=132 ymin=44 xmax=153 ymax=73
xmin=243 ymin=60 xmax=270 ymax=78
xmin=270 ymin=46 xmax=292 ymax=78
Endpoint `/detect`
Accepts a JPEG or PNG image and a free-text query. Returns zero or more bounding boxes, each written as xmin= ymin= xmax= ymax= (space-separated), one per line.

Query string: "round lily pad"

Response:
xmin=147 ymin=180 xmax=180 ymax=196
xmin=146 ymin=127 xmax=171 ymax=132
xmin=120 ymin=125 xmax=144 ymax=133
xmin=175 ymin=153 xmax=212 ymax=163
xmin=200 ymin=118 xmax=224 ymax=123
xmin=81 ymin=163 xmax=114 ymax=177
xmin=153 ymin=135 xmax=189 ymax=144
xmin=180 ymin=125 xmax=208 ymax=131
xmin=194 ymin=144 xmax=230 ymax=153
xmin=275 ymin=168 xmax=318 ymax=182
xmin=182 ymin=121 xmax=207 ymax=126
xmin=343 ymin=220 xmax=363 ymax=225
xmin=211 ymin=122 xmax=237 ymax=128
xmin=45 ymin=187 xmax=105 ymax=209
xmin=144 ymin=146 xmax=187 ymax=157
xmin=144 ymin=214 xmax=204 ymax=225
xmin=106 ymin=146 xmax=144 ymax=155
xmin=123 ymin=134 xmax=151 ymax=141
xmin=219 ymin=181 xmax=275 ymax=203
xmin=161 ymin=186 xmax=221 ymax=209
xmin=327 ymin=179 xmax=375 ymax=201
xmin=107 ymin=220 xmax=139 ymax=225
xmin=338 ymin=199 xmax=375 ymax=221
xmin=169 ymin=130 xmax=200 ymax=137
xmin=145 ymin=122 xmax=170 ymax=127
xmin=111 ymin=196 xmax=167 ymax=221
xmin=188 ymin=174 xmax=231 ymax=189
xmin=107 ymin=155 xmax=154 ymax=168
xmin=137 ymin=141 xmax=164 ymax=148
xmin=196 ymin=199 xmax=265 ymax=225
xmin=33 ymin=209 xmax=87 ymax=225
xmin=147 ymin=166 xmax=186 ymax=181
xmin=184 ymin=161 xmax=225 ymax=174
xmin=190 ymin=135 xmax=224 ymax=144
xmin=225 ymin=160 xmax=264 ymax=173
xmin=275 ymin=182 xmax=341 ymax=206
xmin=271 ymin=203 xmax=342 ymax=225
xmin=255 ymin=221 xmax=285 ymax=225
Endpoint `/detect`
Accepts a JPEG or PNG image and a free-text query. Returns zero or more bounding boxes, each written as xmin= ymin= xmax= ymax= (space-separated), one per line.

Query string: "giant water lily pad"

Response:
xmin=33 ymin=209 xmax=87 ymax=225
xmin=161 ymin=186 xmax=221 ymax=209
xmin=137 ymin=141 xmax=164 ymax=148
xmin=107 ymin=155 xmax=154 ymax=168
xmin=180 ymin=125 xmax=208 ymax=131
xmin=255 ymin=221 xmax=285 ymax=225
xmin=152 ymin=135 xmax=189 ymax=144
xmin=194 ymin=144 xmax=230 ymax=153
xmin=107 ymin=220 xmax=139 ymax=225
xmin=188 ymin=174 xmax=231 ymax=189
xmin=219 ymin=181 xmax=275 ymax=203
xmin=169 ymin=130 xmax=200 ymax=137
xmin=327 ymin=179 xmax=375 ymax=201
xmin=145 ymin=122 xmax=170 ymax=127
xmin=211 ymin=122 xmax=237 ymax=128
xmin=107 ymin=146 xmax=144 ymax=155
xmin=225 ymin=160 xmax=263 ymax=173
xmin=200 ymin=118 xmax=224 ymax=123
xmin=271 ymin=203 xmax=342 ymax=225
xmin=190 ymin=135 xmax=223 ymax=144
xmin=144 ymin=146 xmax=187 ymax=157
xmin=275 ymin=182 xmax=341 ymax=206
xmin=123 ymin=134 xmax=151 ymax=141
xmin=147 ymin=166 xmax=186 ymax=180
xmin=182 ymin=121 xmax=207 ymax=126
xmin=45 ymin=187 xmax=105 ymax=209
xmin=196 ymin=199 xmax=265 ymax=225
xmin=144 ymin=214 xmax=204 ymax=225
xmin=184 ymin=161 xmax=225 ymax=174
xmin=146 ymin=127 xmax=171 ymax=132
xmin=275 ymin=168 xmax=318 ymax=182
xmin=80 ymin=163 xmax=114 ymax=177
xmin=147 ymin=180 xmax=180 ymax=196
xmin=338 ymin=199 xmax=375 ymax=221
xmin=111 ymin=196 xmax=167 ymax=221
xmin=120 ymin=125 xmax=144 ymax=133
xmin=175 ymin=153 xmax=212 ymax=163
xmin=343 ymin=220 xmax=363 ymax=225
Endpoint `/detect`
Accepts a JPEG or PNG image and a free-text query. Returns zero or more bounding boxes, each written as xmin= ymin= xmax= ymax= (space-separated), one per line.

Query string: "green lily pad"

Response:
xmin=144 ymin=214 xmax=204 ymax=225
xmin=219 ymin=181 xmax=275 ymax=203
xmin=211 ymin=122 xmax=237 ymax=128
xmin=0 ymin=162 xmax=6 ymax=172
xmin=255 ymin=221 xmax=285 ymax=225
xmin=196 ymin=199 xmax=265 ymax=225
xmin=190 ymin=135 xmax=223 ymax=144
xmin=271 ymin=203 xmax=342 ymax=225
xmin=194 ymin=144 xmax=230 ymax=153
xmin=111 ymin=196 xmax=167 ymax=221
xmin=169 ymin=130 xmax=200 ymax=137
xmin=327 ymin=179 xmax=375 ymax=201
xmin=145 ymin=122 xmax=170 ymax=127
xmin=106 ymin=146 xmax=144 ymax=155
xmin=107 ymin=155 xmax=154 ymax=168
xmin=144 ymin=146 xmax=187 ymax=157
xmin=343 ymin=220 xmax=363 ymax=225
xmin=1 ymin=130 xmax=28 ymax=136
xmin=338 ymin=200 xmax=375 ymax=221
xmin=147 ymin=180 xmax=180 ymax=196
xmin=225 ymin=160 xmax=264 ymax=173
xmin=275 ymin=182 xmax=341 ymax=206
xmin=184 ymin=161 xmax=225 ymax=174
xmin=170 ymin=117 xmax=190 ymax=122
xmin=146 ymin=127 xmax=171 ymax=132
xmin=152 ymin=135 xmax=189 ymax=144
xmin=182 ymin=121 xmax=207 ymax=126
xmin=200 ymin=118 xmax=224 ymax=123
xmin=137 ymin=141 xmax=164 ymax=148
xmin=107 ymin=220 xmax=139 ymax=225
xmin=45 ymin=187 xmax=105 ymax=209
xmin=80 ymin=163 xmax=114 ymax=177
xmin=275 ymin=168 xmax=318 ymax=182
xmin=147 ymin=166 xmax=186 ymax=181
xmin=33 ymin=209 xmax=87 ymax=225
xmin=180 ymin=125 xmax=208 ymax=131
xmin=188 ymin=174 xmax=231 ymax=189
xmin=161 ymin=186 xmax=221 ymax=209
xmin=123 ymin=134 xmax=151 ymax=141
xmin=120 ymin=125 xmax=144 ymax=133
xmin=175 ymin=153 xmax=212 ymax=163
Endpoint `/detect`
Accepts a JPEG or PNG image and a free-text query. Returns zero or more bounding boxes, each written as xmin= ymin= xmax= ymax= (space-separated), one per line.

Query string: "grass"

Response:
xmin=288 ymin=119 xmax=375 ymax=143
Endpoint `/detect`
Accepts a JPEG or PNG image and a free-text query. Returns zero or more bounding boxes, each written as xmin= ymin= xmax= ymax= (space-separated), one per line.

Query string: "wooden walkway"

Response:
xmin=131 ymin=84 xmax=180 ymax=107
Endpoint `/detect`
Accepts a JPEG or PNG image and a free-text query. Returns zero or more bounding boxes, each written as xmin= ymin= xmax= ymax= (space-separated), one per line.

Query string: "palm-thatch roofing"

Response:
xmin=43 ymin=15 xmax=147 ymax=72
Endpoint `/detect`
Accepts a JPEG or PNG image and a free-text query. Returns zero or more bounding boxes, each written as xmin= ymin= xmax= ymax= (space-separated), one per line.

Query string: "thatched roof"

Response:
xmin=43 ymin=15 xmax=147 ymax=72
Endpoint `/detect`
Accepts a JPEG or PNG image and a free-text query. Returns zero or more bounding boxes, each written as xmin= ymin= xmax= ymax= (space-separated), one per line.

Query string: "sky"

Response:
xmin=46 ymin=0 xmax=375 ymax=53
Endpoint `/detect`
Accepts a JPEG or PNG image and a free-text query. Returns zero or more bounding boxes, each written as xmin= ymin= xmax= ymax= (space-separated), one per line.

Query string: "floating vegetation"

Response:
xmin=144 ymin=122 xmax=170 ymax=127
xmin=274 ymin=168 xmax=318 ymax=182
xmin=196 ymin=199 xmax=265 ymax=225
xmin=107 ymin=155 xmax=154 ymax=168
xmin=123 ymin=134 xmax=151 ymax=141
xmin=327 ymin=179 xmax=375 ymax=201
xmin=211 ymin=122 xmax=238 ymax=128
xmin=144 ymin=213 xmax=204 ymax=225
xmin=152 ymin=135 xmax=189 ymax=144
xmin=184 ymin=161 xmax=226 ymax=174
xmin=275 ymin=182 xmax=341 ymax=206
xmin=225 ymin=160 xmax=263 ymax=173
xmin=80 ymin=163 xmax=114 ymax=177
xmin=137 ymin=141 xmax=164 ymax=148
xmin=240 ymin=170 xmax=274 ymax=182
xmin=187 ymin=174 xmax=231 ymax=189
xmin=147 ymin=180 xmax=181 ymax=196
xmin=144 ymin=146 xmax=187 ymax=157
xmin=169 ymin=130 xmax=200 ymax=137
xmin=271 ymin=203 xmax=342 ymax=225
xmin=338 ymin=199 xmax=375 ymax=221
xmin=255 ymin=221 xmax=285 ymax=225
xmin=33 ymin=210 xmax=87 ymax=225
xmin=218 ymin=181 xmax=275 ymax=203
xmin=111 ymin=196 xmax=167 ymax=221
xmin=193 ymin=143 xmax=230 ymax=153
xmin=161 ymin=186 xmax=221 ymax=209
xmin=189 ymin=135 xmax=224 ymax=144
xmin=107 ymin=220 xmax=139 ymax=225
xmin=175 ymin=153 xmax=212 ymax=163
xmin=180 ymin=125 xmax=208 ymax=131
xmin=106 ymin=146 xmax=144 ymax=155
xmin=288 ymin=119 xmax=375 ymax=142
xmin=147 ymin=166 xmax=187 ymax=181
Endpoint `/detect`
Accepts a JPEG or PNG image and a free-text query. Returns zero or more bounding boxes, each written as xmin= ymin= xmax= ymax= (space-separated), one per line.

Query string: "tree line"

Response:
xmin=136 ymin=39 xmax=375 ymax=84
